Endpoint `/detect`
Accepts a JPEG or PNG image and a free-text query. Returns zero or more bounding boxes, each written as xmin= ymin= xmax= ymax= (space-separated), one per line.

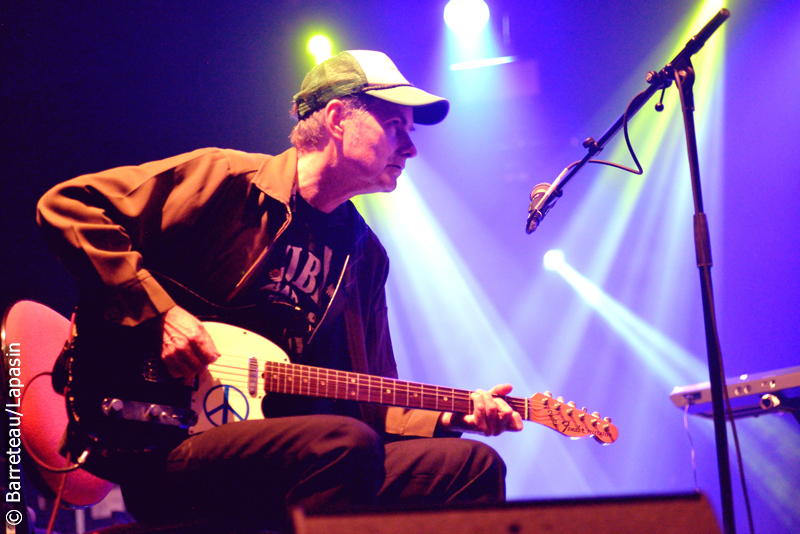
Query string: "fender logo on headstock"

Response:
xmin=533 ymin=392 xmax=618 ymax=444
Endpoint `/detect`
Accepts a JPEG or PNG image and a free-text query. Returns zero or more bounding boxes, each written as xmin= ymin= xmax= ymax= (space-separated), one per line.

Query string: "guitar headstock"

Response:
xmin=527 ymin=392 xmax=619 ymax=444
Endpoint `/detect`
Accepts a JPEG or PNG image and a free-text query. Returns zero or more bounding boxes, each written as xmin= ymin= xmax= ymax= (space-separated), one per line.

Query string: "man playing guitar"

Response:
xmin=37 ymin=51 xmax=523 ymax=531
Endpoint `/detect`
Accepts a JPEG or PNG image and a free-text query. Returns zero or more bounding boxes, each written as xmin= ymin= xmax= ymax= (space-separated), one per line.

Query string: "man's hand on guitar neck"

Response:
xmin=161 ymin=306 xmax=220 ymax=384
xmin=439 ymin=384 xmax=524 ymax=437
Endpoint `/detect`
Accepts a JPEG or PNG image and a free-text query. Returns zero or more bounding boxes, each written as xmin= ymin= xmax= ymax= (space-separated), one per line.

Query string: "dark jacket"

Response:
xmin=37 ymin=147 xmax=442 ymax=437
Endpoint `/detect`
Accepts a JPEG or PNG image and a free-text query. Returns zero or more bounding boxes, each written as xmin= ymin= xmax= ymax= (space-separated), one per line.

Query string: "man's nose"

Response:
xmin=399 ymin=132 xmax=417 ymax=159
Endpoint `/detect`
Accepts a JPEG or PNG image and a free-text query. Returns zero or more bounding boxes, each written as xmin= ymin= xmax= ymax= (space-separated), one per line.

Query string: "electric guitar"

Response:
xmin=59 ymin=273 xmax=618 ymax=472
xmin=63 ymin=317 xmax=618 ymax=466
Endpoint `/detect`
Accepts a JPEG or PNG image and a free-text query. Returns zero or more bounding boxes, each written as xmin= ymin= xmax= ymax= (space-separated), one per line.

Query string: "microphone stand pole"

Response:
xmin=668 ymin=10 xmax=735 ymax=534
xmin=536 ymin=9 xmax=735 ymax=533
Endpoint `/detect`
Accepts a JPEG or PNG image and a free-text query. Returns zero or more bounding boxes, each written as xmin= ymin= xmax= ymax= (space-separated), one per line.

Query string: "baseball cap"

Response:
xmin=293 ymin=50 xmax=449 ymax=125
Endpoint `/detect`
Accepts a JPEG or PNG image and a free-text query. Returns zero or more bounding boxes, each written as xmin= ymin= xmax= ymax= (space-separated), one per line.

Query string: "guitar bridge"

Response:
xmin=101 ymin=398 xmax=198 ymax=429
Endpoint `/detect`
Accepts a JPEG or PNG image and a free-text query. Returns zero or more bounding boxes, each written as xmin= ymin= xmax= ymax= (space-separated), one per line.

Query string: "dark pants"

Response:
xmin=122 ymin=415 xmax=506 ymax=532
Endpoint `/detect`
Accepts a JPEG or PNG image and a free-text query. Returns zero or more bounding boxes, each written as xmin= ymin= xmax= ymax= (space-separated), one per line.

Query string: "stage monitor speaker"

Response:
xmin=292 ymin=492 xmax=721 ymax=534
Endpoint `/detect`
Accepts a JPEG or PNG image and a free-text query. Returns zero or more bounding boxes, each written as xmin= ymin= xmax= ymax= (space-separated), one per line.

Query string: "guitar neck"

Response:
xmin=262 ymin=361 xmax=530 ymax=419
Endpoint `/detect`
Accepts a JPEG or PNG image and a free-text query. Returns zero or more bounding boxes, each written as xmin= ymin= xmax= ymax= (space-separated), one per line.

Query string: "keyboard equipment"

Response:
xmin=670 ymin=366 xmax=800 ymax=421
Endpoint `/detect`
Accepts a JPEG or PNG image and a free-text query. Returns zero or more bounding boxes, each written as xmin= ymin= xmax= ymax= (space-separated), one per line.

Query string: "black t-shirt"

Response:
xmin=254 ymin=194 xmax=349 ymax=351
xmin=252 ymin=194 xmax=360 ymax=417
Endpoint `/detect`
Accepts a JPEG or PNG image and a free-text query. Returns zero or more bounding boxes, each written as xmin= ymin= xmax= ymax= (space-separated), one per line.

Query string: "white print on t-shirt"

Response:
xmin=259 ymin=244 xmax=333 ymax=311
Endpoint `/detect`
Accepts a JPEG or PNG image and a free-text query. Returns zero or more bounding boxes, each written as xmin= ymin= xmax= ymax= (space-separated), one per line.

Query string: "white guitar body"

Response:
xmin=189 ymin=322 xmax=290 ymax=434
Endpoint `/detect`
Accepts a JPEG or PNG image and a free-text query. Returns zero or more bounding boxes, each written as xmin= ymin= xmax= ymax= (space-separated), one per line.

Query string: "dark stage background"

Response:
xmin=2 ymin=1 xmax=799 ymax=533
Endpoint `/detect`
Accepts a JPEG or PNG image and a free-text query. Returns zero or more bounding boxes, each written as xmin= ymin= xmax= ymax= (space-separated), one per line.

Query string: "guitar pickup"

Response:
xmin=248 ymin=356 xmax=258 ymax=396
xmin=101 ymin=398 xmax=198 ymax=429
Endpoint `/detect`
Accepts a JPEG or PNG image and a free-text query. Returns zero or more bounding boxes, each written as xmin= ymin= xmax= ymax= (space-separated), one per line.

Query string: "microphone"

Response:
xmin=525 ymin=182 xmax=562 ymax=234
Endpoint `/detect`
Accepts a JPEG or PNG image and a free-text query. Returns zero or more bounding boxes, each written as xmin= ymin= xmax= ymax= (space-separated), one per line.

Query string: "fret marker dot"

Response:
xmin=385 ymin=389 xmax=391 ymax=394
xmin=350 ymin=378 xmax=356 ymax=383
xmin=444 ymin=397 xmax=448 ymax=401
xmin=321 ymin=381 xmax=326 ymax=386
xmin=413 ymin=394 xmax=418 ymax=398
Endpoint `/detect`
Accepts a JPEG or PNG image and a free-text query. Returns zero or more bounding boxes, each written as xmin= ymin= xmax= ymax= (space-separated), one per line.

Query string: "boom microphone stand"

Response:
xmin=527 ymin=9 xmax=735 ymax=534
xmin=668 ymin=10 xmax=735 ymax=534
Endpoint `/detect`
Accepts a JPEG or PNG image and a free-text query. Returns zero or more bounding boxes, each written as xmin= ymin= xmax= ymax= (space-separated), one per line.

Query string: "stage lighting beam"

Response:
xmin=449 ymin=55 xmax=517 ymax=71
xmin=444 ymin=0 xmax=490 ymax=36
xmin=543 ymin=250 xmax=565 ymax=271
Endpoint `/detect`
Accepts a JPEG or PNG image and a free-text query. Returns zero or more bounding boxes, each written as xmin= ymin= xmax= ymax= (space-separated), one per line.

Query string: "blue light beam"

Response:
xmin=544 ymin=250 xmax=707 ymax=388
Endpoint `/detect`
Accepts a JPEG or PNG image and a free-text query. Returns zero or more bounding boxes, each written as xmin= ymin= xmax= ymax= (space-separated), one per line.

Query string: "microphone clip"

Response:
xmin=526 ymin=183 xmax=562 ymax=234
xmin=526 ymin=165 xmax=571 ymax=235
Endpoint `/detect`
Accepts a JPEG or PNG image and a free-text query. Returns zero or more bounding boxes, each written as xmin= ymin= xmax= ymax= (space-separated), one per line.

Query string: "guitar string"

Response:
xmin=210 ymin=359 xmax=584 ymax=414
xmin=203 ymin=369 xmax=476 ymax=401
xmin=211 ymin=354 xmax=559 ymax=403
xmin=211 ymin=354 xmax=479 ymax=400
xmin=207 ymin=362 xmax=590 ymax=417
xmin=195 ymin=381 xmax=608 ymax=438
xmin=211 ymin=354 xmax=507 ymax=403
xmin=206 ymin=354 xmax=614 ymax=437
xmin=208 ymin=362 xmax=477 ymax=410
xmin=202 ymin=370 xmax=612 ymax=439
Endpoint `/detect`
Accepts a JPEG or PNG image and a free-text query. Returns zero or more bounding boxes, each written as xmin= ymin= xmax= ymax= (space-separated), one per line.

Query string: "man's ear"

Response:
xmin=324 ymin=100 xmax=347 ymax=142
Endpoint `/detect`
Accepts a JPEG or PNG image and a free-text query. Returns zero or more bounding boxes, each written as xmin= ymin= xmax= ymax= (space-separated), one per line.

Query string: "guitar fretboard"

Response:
xmin=262 ymin=361 xmax=530 ymax=419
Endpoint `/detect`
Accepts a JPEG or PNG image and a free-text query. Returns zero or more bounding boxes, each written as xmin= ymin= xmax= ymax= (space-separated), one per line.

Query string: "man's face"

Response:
xmin=340 ymin=101 xmax=417 ymax=195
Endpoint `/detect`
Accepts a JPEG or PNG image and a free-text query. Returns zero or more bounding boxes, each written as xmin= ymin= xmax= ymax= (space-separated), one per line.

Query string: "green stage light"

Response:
xmin=307 ymin=35 xmax=333 ymax=65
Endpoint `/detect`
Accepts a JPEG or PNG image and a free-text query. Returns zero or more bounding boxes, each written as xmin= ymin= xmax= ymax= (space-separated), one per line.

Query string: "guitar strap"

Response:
xmin=51 ymin=310 xmax=77 ymax=396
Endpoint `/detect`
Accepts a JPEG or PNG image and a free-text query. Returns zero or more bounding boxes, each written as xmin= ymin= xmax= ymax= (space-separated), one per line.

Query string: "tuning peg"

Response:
xmin=581 ymin=407 xmax=587 ymax=412
xmin=592 ymin=411 xmax=600 ymax=418
xmin=567 ymin=401 xmax=576 ymax=407
xmin=544 ymin=391 xmax=553 ymax=397
xmin=553 ymin=402 xmax=562 ymax=411
xmin=579 ymin=413 xmax=586 ymax=421
xmin=603 ymin=416 xmax=612 ymax=432
xmin=556 ymin=396 xmax=564 ymax=403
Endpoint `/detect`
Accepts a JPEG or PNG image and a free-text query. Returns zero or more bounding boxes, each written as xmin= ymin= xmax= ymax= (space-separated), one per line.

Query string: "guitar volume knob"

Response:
xmin=100 ymin=398 xmax=125 ymax=417
xmin=148 ymin=404 xmax=164 ymax=420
